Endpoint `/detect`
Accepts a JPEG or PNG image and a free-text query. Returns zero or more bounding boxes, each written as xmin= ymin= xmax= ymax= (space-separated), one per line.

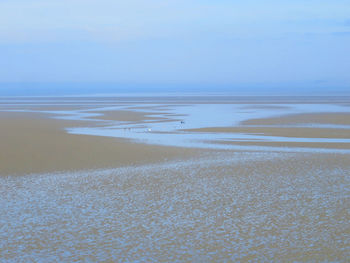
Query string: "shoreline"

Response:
xmin=1 ymin=98 xmax=350 ymax=175
xmin=0 ymin=111 xmax=199 ymax=176
xmin=1 ymin=97 xmax=350 ymax=261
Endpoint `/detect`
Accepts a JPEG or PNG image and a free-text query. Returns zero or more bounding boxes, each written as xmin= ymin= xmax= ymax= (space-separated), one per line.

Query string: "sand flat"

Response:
xmin=183 ymin=126 xmax=350 ymax=139
xmin=90 ymin=110 xmax=168 ymax=122
xmin=0 ymin=111 xmax=197 ymax=176
xmin=0 ymin=97 xmax=350 ymax=261
xmin=212 ymin=140 xmax=350 ymax=150
xmin=1 ymin=151 xmax=349 ymax=261
xmin=242 ymin=112 xmax=350 ymax=126
xmin=2 ymin=101 xmax=350 ymax=176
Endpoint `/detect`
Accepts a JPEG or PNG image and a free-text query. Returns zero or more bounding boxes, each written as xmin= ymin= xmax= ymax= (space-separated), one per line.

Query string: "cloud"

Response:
xmin=1 ymin=0 xmax=350 ymax=86
xmin=1 ymin=0 xmax=350 ymax=44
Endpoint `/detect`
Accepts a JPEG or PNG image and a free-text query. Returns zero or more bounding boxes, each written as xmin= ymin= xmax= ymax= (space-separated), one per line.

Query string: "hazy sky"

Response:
xmin=0 ymin=0 xmax=349 ymax=92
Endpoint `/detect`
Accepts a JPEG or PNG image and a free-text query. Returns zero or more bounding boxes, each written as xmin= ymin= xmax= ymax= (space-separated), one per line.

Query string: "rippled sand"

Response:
xmin=1 ymin=152 xmax=349 ymax=262
xmin=1 ymin=96 xmax=350 ymax=262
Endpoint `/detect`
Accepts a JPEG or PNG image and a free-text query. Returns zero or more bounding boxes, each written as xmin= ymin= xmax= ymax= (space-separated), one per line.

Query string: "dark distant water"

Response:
xmin=0 ymin=82 xmax=349 ymax=96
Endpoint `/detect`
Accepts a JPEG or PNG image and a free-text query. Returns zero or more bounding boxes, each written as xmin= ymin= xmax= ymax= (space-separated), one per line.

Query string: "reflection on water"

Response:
xmin=61 ymin=103 xmax=350 ymax=152
xmin=4 ymin=102 xmax=350 ymax=152
xmin=1 ymin=99 xmax=350 ymax=261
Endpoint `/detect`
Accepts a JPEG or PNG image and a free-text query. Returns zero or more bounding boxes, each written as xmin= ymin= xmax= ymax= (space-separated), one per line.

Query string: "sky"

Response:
xmin=0 ymin=0 xmax=349 ymax=95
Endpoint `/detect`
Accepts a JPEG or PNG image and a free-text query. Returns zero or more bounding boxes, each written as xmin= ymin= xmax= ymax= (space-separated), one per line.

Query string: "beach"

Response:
xmin=0 ymin=111 xmax=197 ymax=175
xmin=1 ymin=96 xmax=349 ymax=261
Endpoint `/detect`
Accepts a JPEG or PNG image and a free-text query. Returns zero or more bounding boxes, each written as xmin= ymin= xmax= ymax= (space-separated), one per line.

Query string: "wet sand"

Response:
xmin=213 ymin=140 xmax=350 ymax=150
xmin=1 ymin=97 xmax=350 ymax=262
xmin=242 ymin=112 xmax=350 ymax=126
xmin=185 ymin=126 xmax=350 ymax=139
xmin=90 ymin=110 xmax=169 ymax=122
xmin=1 ymin=101 xmax=350 ymax=173
xmin=184 ymin=126 xmax=350 ymax=150
xmin=0 ymin=111 xmax=197 ymax=176
xmin=1 ymin=151 xmax=349 ymax=262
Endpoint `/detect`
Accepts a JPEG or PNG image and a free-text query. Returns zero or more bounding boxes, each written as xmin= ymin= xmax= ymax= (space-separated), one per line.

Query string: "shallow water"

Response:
xmin=1 ymin=99 xmax=350 ymax=261
xmin=1 ymin=152 xmax=349 ymax=262
xmin=59 ymin=103 xmax=350 ymax=152
xmin=4 ymin=101 xmax=350 ymax=152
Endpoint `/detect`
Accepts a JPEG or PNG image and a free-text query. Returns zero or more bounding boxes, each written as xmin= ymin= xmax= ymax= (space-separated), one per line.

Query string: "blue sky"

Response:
xmin=0 ymin=0 xmax=349 ymax=94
